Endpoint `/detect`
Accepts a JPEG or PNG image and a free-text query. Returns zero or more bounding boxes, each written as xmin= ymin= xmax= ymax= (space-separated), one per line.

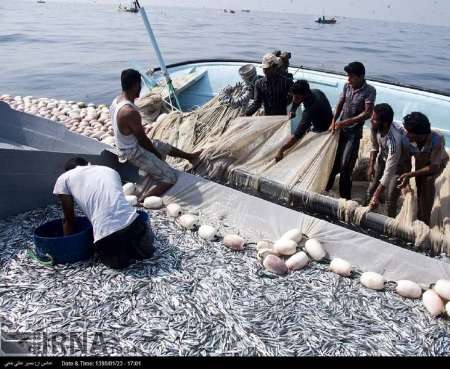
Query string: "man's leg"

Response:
xmin=339 ymin=131 xmax=361 ymax=200
xmin=417 ymin=175 xmax=436 ymax=226
xmin=385 ymin=175 xmax=401 ymax=218
xmin=139 ymin=181 xmax=174 ymax=200
xmin=325 ymin=133 xmax=345 ymax=192
xmin=132 ymin=221 xmax=155 ymax=261
xmin=95 ymin=233 xmax=133 ymax=270
xmin=129 ymin=146 xmax=178 ymax=200
xmin=123 ymin=217 xmax=155 ymax=264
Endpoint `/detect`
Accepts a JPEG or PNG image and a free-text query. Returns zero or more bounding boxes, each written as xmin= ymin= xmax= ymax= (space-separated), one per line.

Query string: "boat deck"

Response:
xmin=1 ymin=205 xmax=449 ymax=356
xmin=0 ymin=137 xmax=38 ymax=151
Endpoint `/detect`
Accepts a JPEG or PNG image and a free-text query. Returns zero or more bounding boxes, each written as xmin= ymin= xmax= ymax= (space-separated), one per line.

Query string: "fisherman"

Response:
xmin=397 ymin=112 xmax=449 ymax=225
xmin=366 ymin=103 xmax=411 ymax=217
xmin=275 ymin=80 xmax=333 ymax=162
xmin=110 ymin=69 xmax=202 ymax=198
xmin=245 ymin=53 xmax=293 ymax=116
xmin=325 ymin=61 xmax=376 ymax=199
xmin=220 ymin=64 xmax=262 ymax=109
xmin=274 ymin=50 xmax=294 ymax=80
xmin=53 ymin=157 xmax=155 ymax=269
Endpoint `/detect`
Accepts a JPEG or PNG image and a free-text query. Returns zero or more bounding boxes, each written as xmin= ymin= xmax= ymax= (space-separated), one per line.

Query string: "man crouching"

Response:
xmin=53 ymin=157 xmax=155 ymax=269
xmin=110 ymin=69 xmax=202 ymax=199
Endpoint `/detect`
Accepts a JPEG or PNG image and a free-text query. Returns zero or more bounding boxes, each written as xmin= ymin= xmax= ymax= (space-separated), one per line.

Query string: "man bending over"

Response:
xmin=275 ymin=79 xmax=333 ymax=162
xmin=53 ymin=157 xmax=155 ymax=269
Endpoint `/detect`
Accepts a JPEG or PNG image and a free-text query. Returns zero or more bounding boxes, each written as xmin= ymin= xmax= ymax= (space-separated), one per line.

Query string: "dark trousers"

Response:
xmin=416 ymin=161 xmax=446 ymax=226
xmin=366 ymin=157 xmax=403 ymax=217
xmin=416 ymin=176 xmax=436 ymax=226
xmin=326 ymin=130 xmax=361 ymax=199
xmin=94 ymin=216 xmax=155 ymax=269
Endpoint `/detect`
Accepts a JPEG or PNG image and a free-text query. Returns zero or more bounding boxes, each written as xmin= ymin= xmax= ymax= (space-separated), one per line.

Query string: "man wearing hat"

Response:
xmin=326 ymin=61 xmax=376 ymax=199
xmin=221 ymin=64 xmax=262 ymax=109
xmin=274 ymin=50 xmax=294 ymax=81
xmin=245 ymin=53 xmax=293 ymax=116
xmin=397 ymin=112 xmax=449 ymax=225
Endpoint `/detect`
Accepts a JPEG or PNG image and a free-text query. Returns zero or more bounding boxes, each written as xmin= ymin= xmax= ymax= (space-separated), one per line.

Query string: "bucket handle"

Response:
xmin=27 ymin=248 xmax=54 ymax=268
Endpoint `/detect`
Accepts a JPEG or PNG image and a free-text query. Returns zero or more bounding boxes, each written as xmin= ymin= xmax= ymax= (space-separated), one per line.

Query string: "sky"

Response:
xmin=29 ymin=0 xmax=450 ymax=27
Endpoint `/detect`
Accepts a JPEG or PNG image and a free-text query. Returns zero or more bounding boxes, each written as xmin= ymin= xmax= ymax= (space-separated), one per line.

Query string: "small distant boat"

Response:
xmin=229 ymin=10 xmax=236 ymax=14
xmin=118 ymin=0 xmax=140 ymax=13
xmin=223 ymin=9 xmax=228 ymax=13
xmin=37 ymin=0 xmax=46 ymax=3
xmin=315 ymin=16 xmax=337 ymax=24
xmin=241 ymin=9 xmax=251 ymax=13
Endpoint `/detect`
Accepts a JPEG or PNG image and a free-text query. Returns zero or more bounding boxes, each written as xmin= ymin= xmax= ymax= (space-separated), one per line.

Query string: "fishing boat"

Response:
xmin=2 ymin=58 xmax=450 ymax=356
xmin=118 ymin=0 xmax=140 ymax=13
xmin=143 ymin=59 xmax=450 ymax=144
xmin=37 ymin=0 xmax=46 ymax=3
xmin=315 ymin=16 xmax=337 ymax=24
xmin=140 ymin=58 xmax=450 ymax=248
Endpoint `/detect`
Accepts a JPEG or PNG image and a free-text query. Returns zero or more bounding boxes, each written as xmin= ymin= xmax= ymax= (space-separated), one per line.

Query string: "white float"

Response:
xmin=304 ymin=239 xmax=326 ymax=261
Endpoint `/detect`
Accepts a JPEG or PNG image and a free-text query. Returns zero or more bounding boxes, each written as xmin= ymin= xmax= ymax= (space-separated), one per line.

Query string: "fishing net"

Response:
xmin=336 ymin=199 xmax=370 ymax=225
xmin=135 ymin=92 xmax=168 ymax=126
xmin=194 ymin=117 xmax=339 ymax=195
xmin=148 ymin=86 xmax=245 ymax=171
xmin=147 ymin=84 xmax=339 ymax=195
xmin=143 ymin=87 xmax=450 ymax=255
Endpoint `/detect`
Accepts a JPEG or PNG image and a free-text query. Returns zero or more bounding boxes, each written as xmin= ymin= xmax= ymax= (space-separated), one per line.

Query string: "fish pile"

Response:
xmin=2 ymin=202 xmax=450 ymax=356
xmin=0 ymin=95 xmax=117 ymax=146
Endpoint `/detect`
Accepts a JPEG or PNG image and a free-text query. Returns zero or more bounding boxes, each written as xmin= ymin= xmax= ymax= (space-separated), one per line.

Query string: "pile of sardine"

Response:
xmin=1 ymin=204 xmax=449 ymax=356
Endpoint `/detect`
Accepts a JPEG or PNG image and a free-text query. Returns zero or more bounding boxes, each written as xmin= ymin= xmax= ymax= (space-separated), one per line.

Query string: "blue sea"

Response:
xmin=1 ymin=0 xmax=450 ymax=104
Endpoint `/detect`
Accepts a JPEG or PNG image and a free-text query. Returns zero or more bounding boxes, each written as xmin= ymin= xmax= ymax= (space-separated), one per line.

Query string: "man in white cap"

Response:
xmin=245 ymin=53 xmax=293 ymax=116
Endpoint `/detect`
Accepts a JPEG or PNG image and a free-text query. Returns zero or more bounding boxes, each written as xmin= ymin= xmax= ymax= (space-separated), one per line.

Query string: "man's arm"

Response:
xmin=367 ymin=129 xmax=379 ymax=181
xmin=337 ymin=87 xmax=376 ymax=129
xmin=245 ymin=83 xmax=262 ymax=116
xmin=286 ymin=78 xmax=294 ymax=106
xmin=397 ymin=164 xmax=441 ymax=188
xmin=398 ymin=135 xmax=445 ymax=187
xmin=330 ymin=96 xmax=345 ymax=131
xmin=275 ymin=135 xmax=298 ymax=162
xmin=59 ymin=194 xmax=76 ymax=236
xmin=229 ymin=86 xmax=252 ymax=108
xmin=122 ymin=108 xmax=163 ymax=160
xmin=293 ymin=110 xmax=313 ymax=141
xmin=370 ymin=139 xmax=401 ymax=208
xmin=276 ymin=111 xmax=313 ymax=162
xmin=336 ymin=102 xmax=374 ymax=128
xmin=289 ymin=101 xmax=300 ymax=119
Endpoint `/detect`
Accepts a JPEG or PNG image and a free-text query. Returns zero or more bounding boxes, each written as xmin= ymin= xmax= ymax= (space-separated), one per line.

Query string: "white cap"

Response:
xmin=261 ymin=53 xmax=280 ymax=69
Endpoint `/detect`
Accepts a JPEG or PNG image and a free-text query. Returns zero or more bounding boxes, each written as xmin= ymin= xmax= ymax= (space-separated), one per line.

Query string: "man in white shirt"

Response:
xmin=366 ymin=103 xmax=411 ymax=217
xmin=53 ymin=157 xmax=155 ymax=269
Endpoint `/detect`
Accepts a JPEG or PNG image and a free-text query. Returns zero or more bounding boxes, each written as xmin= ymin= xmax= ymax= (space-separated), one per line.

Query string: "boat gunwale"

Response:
xmin=151 ymin=58 xmax=450 ymax=98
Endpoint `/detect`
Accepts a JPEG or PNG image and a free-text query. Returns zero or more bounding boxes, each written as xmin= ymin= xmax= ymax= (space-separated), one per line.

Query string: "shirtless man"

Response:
xmin=110 ymin=69 xmax=201 ymax=198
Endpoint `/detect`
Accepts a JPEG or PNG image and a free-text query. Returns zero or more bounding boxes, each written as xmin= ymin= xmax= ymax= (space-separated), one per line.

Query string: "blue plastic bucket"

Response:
xmin=33 ymin=217 xmax=94 ymax=264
